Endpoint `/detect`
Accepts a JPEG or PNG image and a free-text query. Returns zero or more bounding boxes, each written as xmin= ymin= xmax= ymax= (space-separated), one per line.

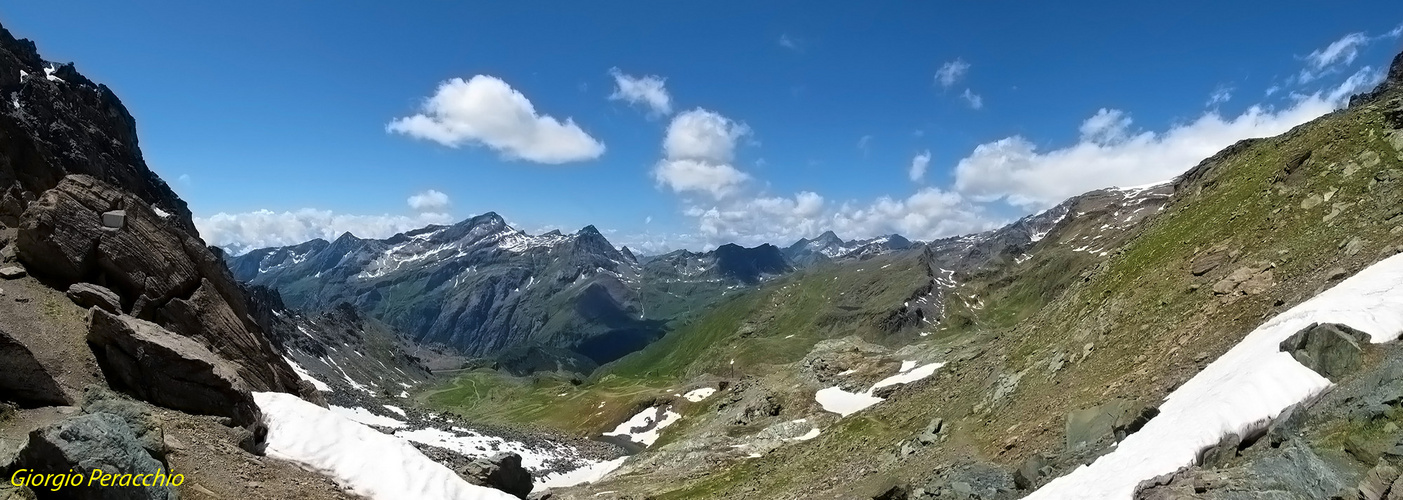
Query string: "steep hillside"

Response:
xmin=555 ymin=53 xmax=1403 ymax=499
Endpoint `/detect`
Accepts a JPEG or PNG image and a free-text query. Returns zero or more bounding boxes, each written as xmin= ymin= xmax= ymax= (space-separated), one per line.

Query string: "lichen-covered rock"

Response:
xmin=14 ymin=412 xmax=177 ymax=500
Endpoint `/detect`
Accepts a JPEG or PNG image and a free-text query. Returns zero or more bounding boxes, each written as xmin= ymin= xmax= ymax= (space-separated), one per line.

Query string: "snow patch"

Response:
xmin=383 ymin=405 xmax=407 ymax=417
xmin=329 ymin=406 xmax=407 ymax=429
xmin=281 ymin=356 xmax=331 ymax=392
xmin=535 ymin=457 xmax=628 ymax=489
xmin=682 ymin=388 xmax=716 ymax=402
xmin=255 ymin=392 xmax=516 ymax=500
xmin=815 ymin=362 xmax=945 ymax=417
xmin=1027 ymin=253 xmax=1403 ymax=499
xmin=602 ymin=406 xmax=682 ymax=446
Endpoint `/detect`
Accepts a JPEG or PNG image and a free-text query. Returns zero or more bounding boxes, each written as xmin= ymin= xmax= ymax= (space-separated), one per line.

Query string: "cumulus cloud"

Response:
xmin=196 ymin=209 xmax=455 ymax=255
xmin=652 ymin=108 xmax=754 ymax=198
xmin=953 ymin=67 xmax=1382 ymax=209
xmin=936 ymin=59 xmax=970 ymax=88
xmin=387 ymin=75 xmax=605 ymax=164
xmin=961 ymin=88 xmax=984 ymax=109
xmin=908 ymin=150 xmax=931 ymax=182
xmin=407 ymin=189 xmax=451 ymax=212
xmin=608 ymin=68 xmax=672 ymax=116
xmin=661 ymin=187 xmax=997 ymax=250
xmin=652 ymin=159 xmax=752 ymax=198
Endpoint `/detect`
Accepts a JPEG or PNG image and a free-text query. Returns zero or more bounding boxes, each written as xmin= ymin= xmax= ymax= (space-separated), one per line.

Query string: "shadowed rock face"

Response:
xmin=17 ymin=175 xmax=302 ymax=395
xmin=0 ymin=22 xmax=193 ymax=234
xmin=87 ymin=309 xmax=263 ymax=428
xmin=0 ymin=327 xmax=69 ymax=407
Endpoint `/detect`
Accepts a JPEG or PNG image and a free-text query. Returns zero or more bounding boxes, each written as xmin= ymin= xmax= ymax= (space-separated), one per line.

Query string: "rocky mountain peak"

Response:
xmin=1348 ymin=47 xmax=1403 ymax=106
xmin=815 ymin=230 xmax=843 ymax=245
xmin=0 ymin=22 xmax=194 ymax=235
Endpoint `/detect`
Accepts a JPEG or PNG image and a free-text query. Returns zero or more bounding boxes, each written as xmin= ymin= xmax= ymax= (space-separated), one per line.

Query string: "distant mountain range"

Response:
xmin=225 ymin=213 xmax=834 ymax=372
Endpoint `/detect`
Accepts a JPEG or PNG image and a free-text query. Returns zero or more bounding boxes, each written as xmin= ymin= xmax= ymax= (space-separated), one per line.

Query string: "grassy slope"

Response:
xmin=650 ymin=100 xmax=1403 ymax=498
xmin=419 ymin=252 xmax=932 ymax=435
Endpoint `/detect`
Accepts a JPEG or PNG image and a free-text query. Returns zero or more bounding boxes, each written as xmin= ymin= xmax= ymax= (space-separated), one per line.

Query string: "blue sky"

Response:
xmin=4 ymin=2 xmax=1401 ymax=253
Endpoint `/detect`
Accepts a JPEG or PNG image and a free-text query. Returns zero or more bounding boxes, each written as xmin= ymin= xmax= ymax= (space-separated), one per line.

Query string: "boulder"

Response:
xmin=1065 ymin=399 xmax=1158 ymax=453
xmin=916 ymin=417 xmax=945 ymax=445
xmin=1360 ymin=463 xmax=1400 ymax=500
xmin=79 ymin=386 xmax=166 ymax=464
xmin=0 ymin=327 xmax=69 ymax=406
xmin=1280 ymin=323 xmax=1368 ymax=382
xmin=66 ymin=282 xmax=120 ymax=313
xmin=458 ymin=452 xmax=533 ymax=499
xmin=0 ymin=266 xmax=23 ymax=279
xmin=86 ymin=308 xmax=262 ymax=429
xmin=14 ymin=412 xmax=177 ymax=500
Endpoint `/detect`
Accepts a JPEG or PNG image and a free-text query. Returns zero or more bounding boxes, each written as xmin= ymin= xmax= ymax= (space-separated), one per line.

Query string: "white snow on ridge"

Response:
xmin=682 ymin=387 xmax=717 ymax=402
xmin=1027 ymin=253 xmax=1403 ymax=500
xmin=281 ymin=355 xmax=331 ymax=392
xmin=255 ymin=392 xmax=516 ymax=500
xmin=395 ymin=427 xmax=571 ymax=471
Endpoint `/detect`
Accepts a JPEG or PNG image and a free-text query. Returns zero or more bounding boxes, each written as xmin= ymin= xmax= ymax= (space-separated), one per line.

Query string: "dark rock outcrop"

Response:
xmin=0 ymin=22 xmax=193 ymax=233
xmin=457 ymin=452 xmax=533 ymax=499
xmin=86 ymin=309 xmax=262 ymax=429
xmin=14 ymin=412 xmax=177 ymax=500
xmin=17 ymin=174 xmax=300 ymax=395
xmin=1280 ymin=322 xmax=1369 ymax=382
xmin=0 ymin=327 xmax=69 ymax=407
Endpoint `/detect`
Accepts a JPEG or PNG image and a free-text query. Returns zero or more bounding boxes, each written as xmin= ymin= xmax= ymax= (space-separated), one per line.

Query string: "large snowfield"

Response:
xmin=1027 ymin=253 xmax=1403 ymax=499
xmin=254 ymin=392 xmax=518 ymax=500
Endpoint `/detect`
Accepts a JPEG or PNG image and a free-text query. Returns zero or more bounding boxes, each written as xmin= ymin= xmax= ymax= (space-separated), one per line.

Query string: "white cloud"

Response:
xmin=961 ymin=88 xmax=984 ymax=109
xmin=386 ymin=75 xmax=605 ymax=164
xmin=407 ymin=189 xmax=451 ymax=212
xmin=196 ymin=209 xmax=455 ymax=255
xmin=1305 ymin=33 xmax=1370 ymax=74
xmin=177 ymin=174 xmax=191 ymax=185
xmin=652 ymin=159 xmax=751 ymax=198
xmin=936 ymin=59 xmax=970 ymax=88
xmin=1207 ymin=85 xmax=1233 ymax=107
xmin=663 ymin=108 xmax=750 ymax=162
xmin=1298 ymin=28 xmax=1400 ymax=84
xmin=608 ymin=68 xmax=672 ymax=116
xmin=908 ymin=150 xmax=931 ymax=182
xmin=652 ymin=109 xmax=755 ymax=198
xmin=953 ymin=67 xmax=1381 ymax=209
xmin=857 ymin=134 xmax=872 ymax=155
xmin=663 ymin=187 xmax=997 ymax=250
